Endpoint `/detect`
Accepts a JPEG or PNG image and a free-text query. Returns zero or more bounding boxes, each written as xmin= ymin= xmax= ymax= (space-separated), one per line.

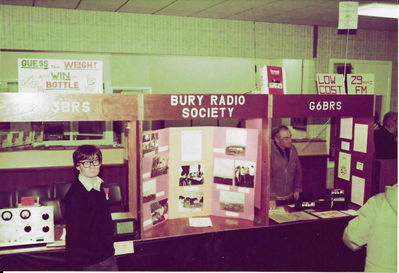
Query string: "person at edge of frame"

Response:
xmin=343 ymin=184 xmax=397 ymax=272
xmin=374 ymin=111 xmax=397 ymax=159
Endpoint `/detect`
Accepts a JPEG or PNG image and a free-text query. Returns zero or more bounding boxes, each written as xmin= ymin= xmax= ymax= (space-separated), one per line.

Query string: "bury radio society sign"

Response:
xmin=18 ymin=58 xmax=103 ymax=93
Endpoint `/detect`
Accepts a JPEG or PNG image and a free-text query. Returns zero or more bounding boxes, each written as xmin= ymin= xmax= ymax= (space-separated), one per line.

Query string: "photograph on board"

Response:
xmin=213 ymin=158 xmax=234 ymax=185
xmin=151 ymin=154 xmax=169 ymax=178
xmin=178 ymin=192 xmax=204 ymax=212
xmin=179 ymin=164 xmax=204 ymax=186
xmin=142 ymin=132 xmax=159 ymax=156
xmin=234 ymin=160 xmax=256 ymax=188
xmin=143 ymin=179 xmax=156 ymax=203
xmin=219 ymin=190 xmax=245 ymax=213
xmin=150 ymin=198 xmax=168 ymax=225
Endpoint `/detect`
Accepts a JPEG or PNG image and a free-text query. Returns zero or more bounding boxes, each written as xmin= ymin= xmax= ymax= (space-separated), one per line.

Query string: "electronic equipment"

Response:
xmin=111 ymin=212 xmax=137 ymax=238
xmin=294 ymin=192 xmax=315 ymax=210
xmin=295 ymin=201 xmax=316 ymax=210
xmin=315 ymin=198 xmax=331 ymax=210
xmin=0 ymin=206 xmax=54 ymax=248
xmin=327 ymin=189 xmax=348 ymax=210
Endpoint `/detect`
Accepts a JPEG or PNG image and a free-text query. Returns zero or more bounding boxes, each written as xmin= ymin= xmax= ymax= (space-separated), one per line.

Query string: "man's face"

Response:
xmin=76 ymin=156 xmax=101 ymax=179
xmin=276 ymin=129 xmax=292 ymax=149
xmin=389 ymin=115 xmax=398 ymax=134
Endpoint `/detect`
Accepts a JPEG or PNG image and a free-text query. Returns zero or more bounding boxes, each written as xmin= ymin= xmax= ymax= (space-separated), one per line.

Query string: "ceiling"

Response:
xmin=1 ymin=0 xmax=397 ymax=31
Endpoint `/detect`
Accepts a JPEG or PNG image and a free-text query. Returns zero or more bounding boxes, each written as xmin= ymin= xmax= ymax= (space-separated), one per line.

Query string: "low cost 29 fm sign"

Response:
xmin=347 ymin=74 xmax=374 ymax=94
xmin=316 ymin=73 xmax=374 ymax=95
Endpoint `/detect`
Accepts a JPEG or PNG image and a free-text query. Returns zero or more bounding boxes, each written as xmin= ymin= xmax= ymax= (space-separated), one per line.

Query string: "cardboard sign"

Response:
xmin=347 ymin=74 xmax=374 ymax=94
xmin=316 ymin=74 xmax=345 ymax=94
xmin=18 ymin=58 xmax=103 ymax=93
xmin=260 ymin=66 xmax=285 ymax=94
xmin=338 ymin=1 xmax=359 ymax=30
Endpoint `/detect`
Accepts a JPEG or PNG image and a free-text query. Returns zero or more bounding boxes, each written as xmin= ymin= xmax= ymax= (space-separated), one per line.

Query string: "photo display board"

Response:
xmin=141 ymin=126 xmax=259 ymax=231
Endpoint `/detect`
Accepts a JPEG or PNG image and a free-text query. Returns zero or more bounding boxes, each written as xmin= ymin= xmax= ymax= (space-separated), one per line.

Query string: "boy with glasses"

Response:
xmin=64 ymin=145 xmax=117 ymax=270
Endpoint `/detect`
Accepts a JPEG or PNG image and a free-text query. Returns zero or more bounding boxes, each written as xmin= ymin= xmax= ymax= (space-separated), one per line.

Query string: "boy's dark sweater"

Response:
xmin=64 ymin=180 xmax=115 ymax=267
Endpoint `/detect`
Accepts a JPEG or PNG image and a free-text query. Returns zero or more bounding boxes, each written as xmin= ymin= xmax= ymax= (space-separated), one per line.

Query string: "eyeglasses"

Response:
xmin=79 ymin=159 xmax=101 ymax=168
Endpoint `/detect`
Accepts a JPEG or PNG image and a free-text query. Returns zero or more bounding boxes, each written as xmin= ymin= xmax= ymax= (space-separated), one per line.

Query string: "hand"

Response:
xmin=294 ymin=191 xmax=300 ymax=200
xmin=269 ymin=200 xmax=276 ymax=210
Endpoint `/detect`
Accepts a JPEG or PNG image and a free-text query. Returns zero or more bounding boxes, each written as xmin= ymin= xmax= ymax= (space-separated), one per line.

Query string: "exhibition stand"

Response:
xmin=0 ymin=93 xmax=375 ymax=271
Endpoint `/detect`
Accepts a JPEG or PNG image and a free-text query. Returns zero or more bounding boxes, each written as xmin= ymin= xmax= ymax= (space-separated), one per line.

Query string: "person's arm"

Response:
xmin=342 ymin=197 xmax=376 ymax=251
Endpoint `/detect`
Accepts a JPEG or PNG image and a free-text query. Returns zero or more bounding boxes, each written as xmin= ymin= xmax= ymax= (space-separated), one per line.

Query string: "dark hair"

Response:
xmin=383 ymin=112 xmax=398 ymax=127
xmin=72 ymin=145 xmax=102 ymax=166
xmin=271 ymin=125 xmax=290 ymax=139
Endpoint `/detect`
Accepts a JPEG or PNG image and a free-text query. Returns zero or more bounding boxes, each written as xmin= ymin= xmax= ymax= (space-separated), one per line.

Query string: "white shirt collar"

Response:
xmin=78 ymin=174 xmax=103 ymax=192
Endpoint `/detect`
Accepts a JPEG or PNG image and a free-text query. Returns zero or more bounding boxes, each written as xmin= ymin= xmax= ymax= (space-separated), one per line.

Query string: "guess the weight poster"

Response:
xmin=18 ymin=58 xmax=103 ymax=93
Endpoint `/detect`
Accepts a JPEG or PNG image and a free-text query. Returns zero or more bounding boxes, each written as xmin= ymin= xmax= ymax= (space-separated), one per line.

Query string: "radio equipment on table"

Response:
xmin=0 ymin=206 xmax=54 ymax=248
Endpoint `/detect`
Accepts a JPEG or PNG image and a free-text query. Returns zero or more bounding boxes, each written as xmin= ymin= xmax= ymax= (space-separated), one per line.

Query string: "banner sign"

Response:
xmin=347 ymin=74 xmax=374 ymax=94
xmin=272 ymin=95 xmax=374 ymax=118
xmin=0 ymin=93 xmax=138 ymax=122
xmin=261 ymin=66 xmax=285 ymax=94
xmin=143 ymin=94 xmax=268 ymax=120
xmin=316 ymin=74 xmax=345 ymax=94
xmin=18 ymin=58 xmax=103 ymax=93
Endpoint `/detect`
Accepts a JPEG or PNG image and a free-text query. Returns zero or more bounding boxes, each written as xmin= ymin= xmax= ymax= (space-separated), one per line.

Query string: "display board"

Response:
xmin=334 ymin=117 xmax=374 ymax=205
xmin=140 ymin=94 xmax=270 ymax=235
xmin=141 ymin=127 xmax=259 ymax=231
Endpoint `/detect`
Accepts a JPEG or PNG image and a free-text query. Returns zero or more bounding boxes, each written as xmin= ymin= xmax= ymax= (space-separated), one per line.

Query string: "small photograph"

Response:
xmin=143 ymin=179 xmax=156 ymax=203
xmin=179 ymin=164 xmax=204 ymax=186
xmin=150 ymin=198 xmax=168 ymax=225
xmin=0 ymin=133 xmax=8 ymax=148
xmin=142 ymin=132 xmax=159 ymax=156
xmin=220 ymin=191 xmax=245 ymax=213
xmin=213 ymin=158 xmax=234 ymax=185
xmin=225 ymin=129 xmax=247 ymax=156
xmin=234 ymin=160 xmax=256 ymax=188
xmin=151 ymin=154 xmax=169 ymax=178
xmin=178 ymin=192 xmax=204 ymax=212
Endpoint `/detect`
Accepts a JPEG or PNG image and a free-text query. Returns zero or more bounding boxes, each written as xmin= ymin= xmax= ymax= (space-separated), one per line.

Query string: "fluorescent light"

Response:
xmin=358 ymin=3 xmax=398 ymax=19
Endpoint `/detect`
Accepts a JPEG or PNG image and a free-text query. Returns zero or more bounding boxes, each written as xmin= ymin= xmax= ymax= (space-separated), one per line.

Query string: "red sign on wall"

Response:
xmin=261 ymin=66 xmax=285 ymax=94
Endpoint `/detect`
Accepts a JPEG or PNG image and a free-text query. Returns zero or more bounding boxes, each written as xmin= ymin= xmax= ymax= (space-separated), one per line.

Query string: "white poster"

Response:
xmin=351 ymin=175 xmax=365 ymax=206
xmin=338 ymin=152 xmax=351 ymax=181
xmin=226 ymin=129 xmax=247 ymax=147
xmin=347 ymin=74 xmax=375 ymax=94
xmin=338 ymin=1 xmax=359 ymax=30
xmin=181 ymin=130 xmax=202 ymax=162
xmin=18 ymin=58 xmax=103 ymax=93
xmin=353 ymin=123 xmax=368 ymax=153
xmin=340 ymin=117 xmax=353 ymax=140
xmin=341 ymin=141 xmax=350 ymax=151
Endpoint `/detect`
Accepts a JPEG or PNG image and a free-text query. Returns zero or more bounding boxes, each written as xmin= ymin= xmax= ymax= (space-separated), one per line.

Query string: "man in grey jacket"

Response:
xmin=269 ymin=125 xmax=303 ymax=209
